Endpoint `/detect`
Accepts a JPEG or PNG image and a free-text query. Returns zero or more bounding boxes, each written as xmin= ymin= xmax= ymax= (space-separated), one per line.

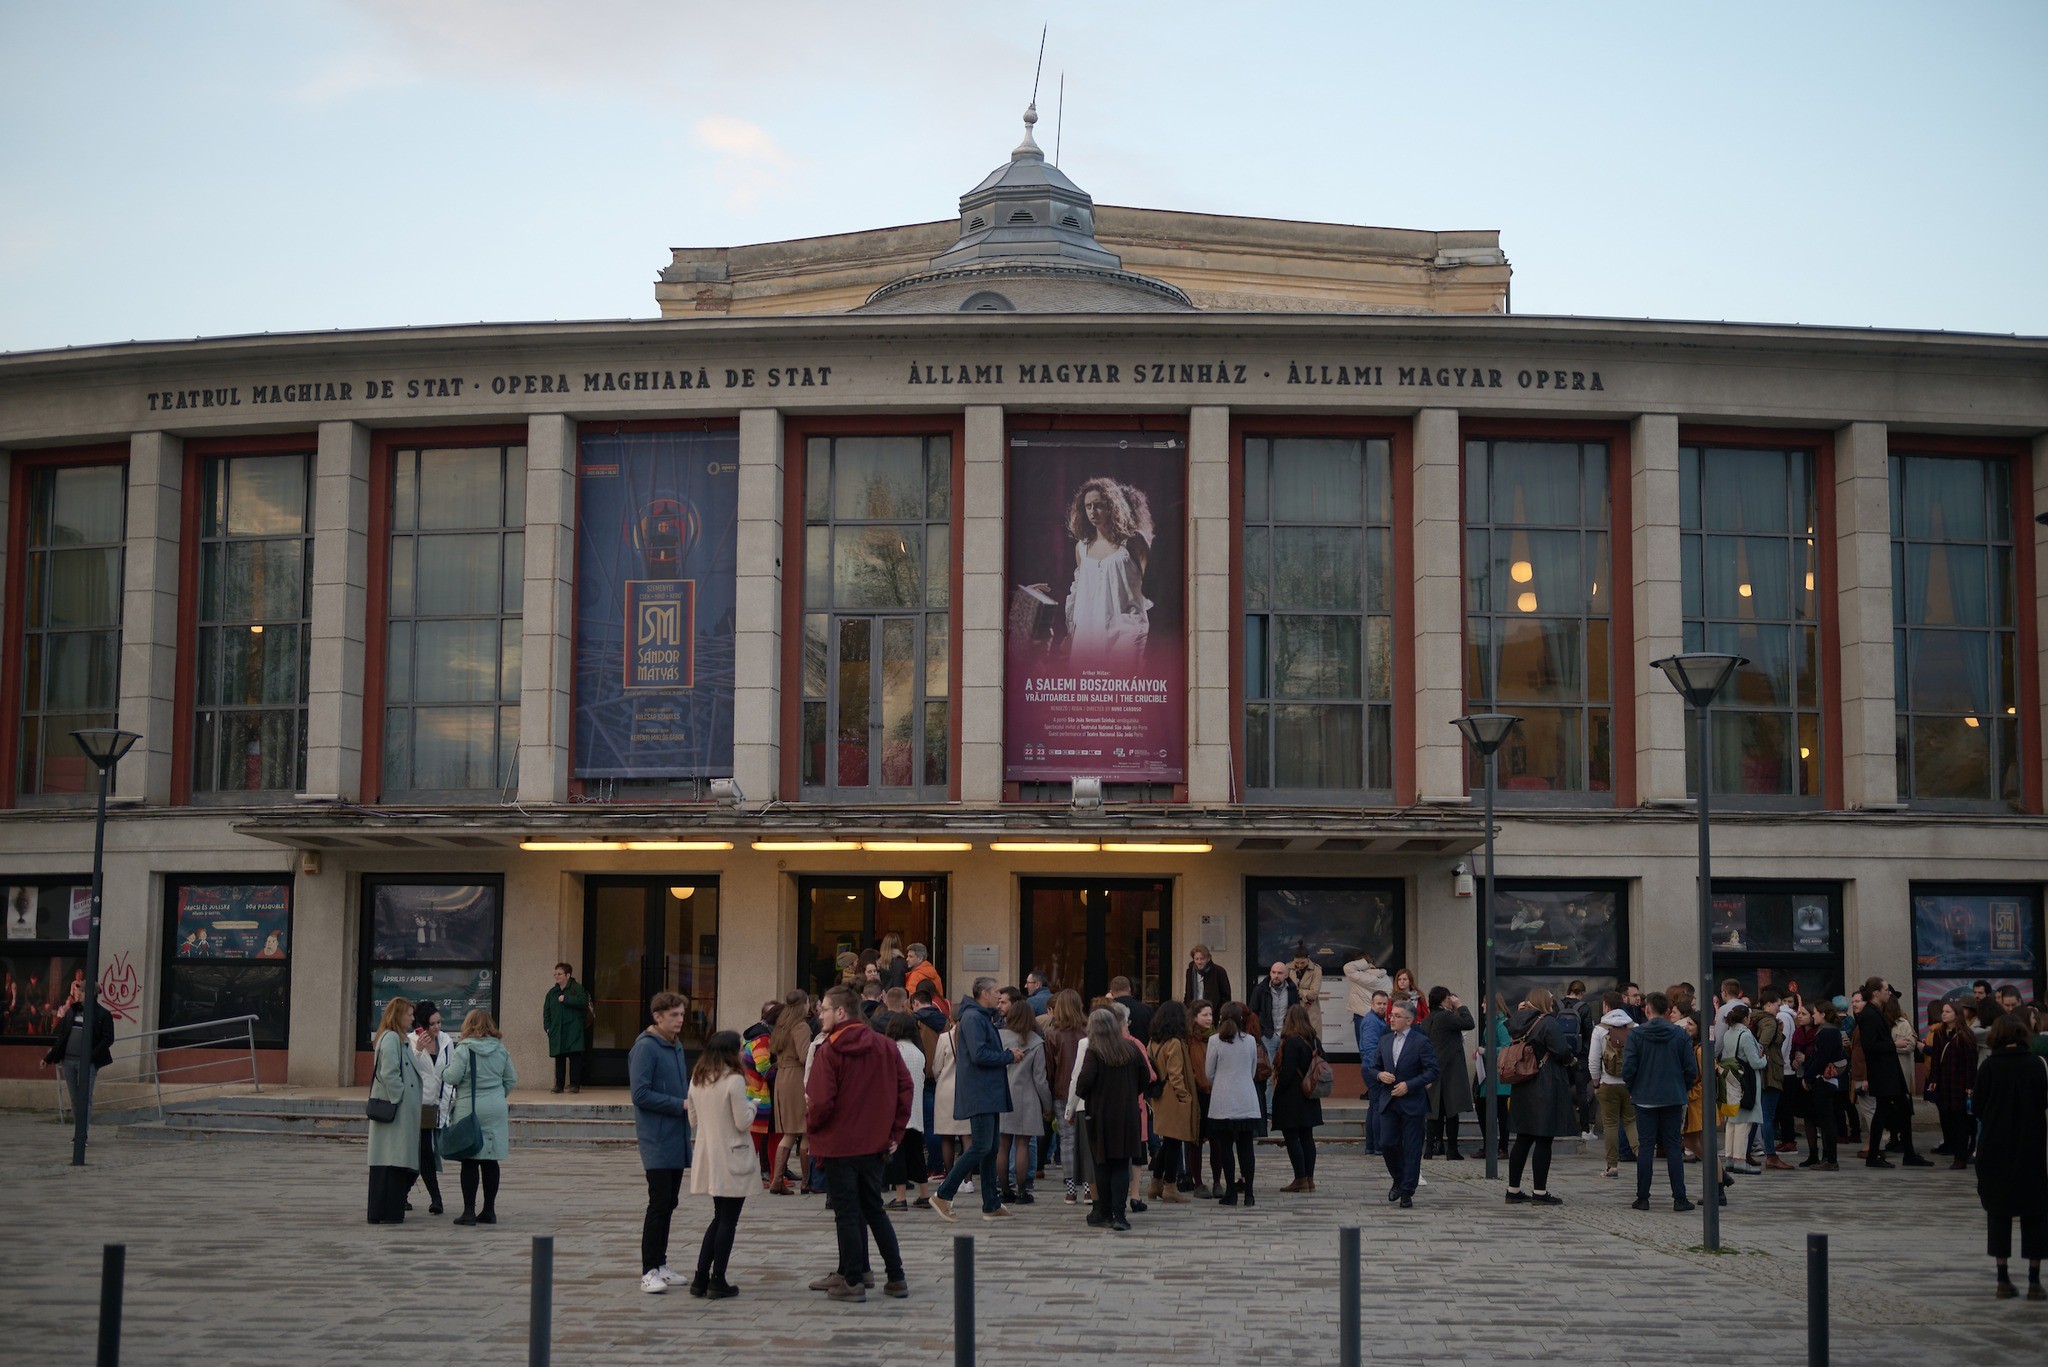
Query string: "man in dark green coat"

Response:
xmin=545 ymin=962 xmax=592 ymax=1093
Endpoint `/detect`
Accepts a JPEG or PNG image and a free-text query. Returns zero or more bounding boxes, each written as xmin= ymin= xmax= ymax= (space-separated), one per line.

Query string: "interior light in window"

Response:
xmin=1799 ymin=747 xmax=1811 ymax=759
xmin=1737 ymin=583 xmax=1753 ymax=598
xmin=1510 ymin=560 xmax=1534 ymax=584
xmin=1805 ymin=572 xmax=1815 ymax=591
xmin=1516 ymin=592 xmax=1538 ymax=613
xmin=878 ymin=879 xmax=906 ymax=900
xmin=1964 ymin=716 xmax=1980 ymax=728
xmin=250 ymin=624 xmax=265 ymax=634
xmin=2008 ymin=706 xmax=2018 ymax=715
xmin=669 ymin=886 xmax=695 ymax=900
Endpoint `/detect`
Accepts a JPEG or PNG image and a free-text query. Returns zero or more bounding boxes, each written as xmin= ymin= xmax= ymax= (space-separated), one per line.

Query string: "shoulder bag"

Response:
xmin=1496 ymin=1024 xmax=1542 ymax=1086
xmin=365 ymin=1035 xmax=401 ymax=1123
xmin=1299 ymin=1040 xmax=1335 ymax=1100
xmin=441 ymin=1052 xmax=485 ymax=1161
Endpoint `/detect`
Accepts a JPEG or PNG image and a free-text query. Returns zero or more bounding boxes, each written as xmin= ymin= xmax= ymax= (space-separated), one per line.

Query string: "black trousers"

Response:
xmin=405 ymin=1128 xmax=442 ymax=1208
xmin=642 ymin=1168 xmax=683 ymax=1272
xmin=459 ymin=1158 xmax=501 ymax=1214
xmin=1508 ymin=1133 xmax=1553 ymax=1190
xmin=695 ymin=1195 xmax=744 ymax=1281
xmin=552 ymin=1053 xmax=587 ymax=1089
xmin=1149 ymin=1136 xmax=1187 ymax=1183
xmin=1090 ymin=1160 xmax=1131 ymax=1220
xmin=1215 ymin=1131 xmax=1256 ymax=1191
xmin=1379 ymin=1108 xmax=1425 ymax=1196
xmin=1868 ymin=1095 xmax=1918 ymax=1161
xmin=822 ymin=1153 xmax=902 ymax=1282
xmin=1803 ymin=1086 xmax=1840 ymax=1165
xmin=366 ymin=1165 xmax=415 ymax=1223
xmin=883 ymin=1129 xmax=928 ymax=1187
xmin=1280 ymin=1126 xmax=1317 ymax=1180
xmin=1988 ymin=1210 xmax=2048 ymax=1261
xmin=1634 ymin=1105 xmax=1687 ymax=1202
xmin=1937 ymin=1107 xmax=1974 ymax=1161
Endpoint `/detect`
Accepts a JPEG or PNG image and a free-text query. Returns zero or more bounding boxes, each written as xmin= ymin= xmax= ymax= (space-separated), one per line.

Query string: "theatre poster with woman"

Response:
xmin=1004 ymin=430 xmax=1186 ymax=783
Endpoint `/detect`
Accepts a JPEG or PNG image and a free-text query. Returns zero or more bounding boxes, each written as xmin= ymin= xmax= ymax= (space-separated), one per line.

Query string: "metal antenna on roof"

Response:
xmin=1031 ymin=24 xmax=1046 ymax=107
xmin=1055 ymin=71 xmax=1065 ymax=165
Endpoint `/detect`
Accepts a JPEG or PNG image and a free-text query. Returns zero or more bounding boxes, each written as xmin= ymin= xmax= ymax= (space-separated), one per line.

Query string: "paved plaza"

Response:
xmin=0 ymin=1110 xmax=2039 ymax=1366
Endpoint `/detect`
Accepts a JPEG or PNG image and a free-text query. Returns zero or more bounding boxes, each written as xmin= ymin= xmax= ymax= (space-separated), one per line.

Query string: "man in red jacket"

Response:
xmin=805 ymin=983 xmax=913 ymax=1302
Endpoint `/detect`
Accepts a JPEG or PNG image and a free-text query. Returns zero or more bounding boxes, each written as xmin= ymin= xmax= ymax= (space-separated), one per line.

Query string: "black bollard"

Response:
xmin=954 ymin=1235 xmax=975 ymax=1367
xmin=1806 ymin=1233 xmax=1828 ymax=1366
xmin=529 ymin=1236 xmax=553 ymax=1367
xmin=97 ymin=1244 xmax=124 ymax=1367
xmin=1340 ymin=1226 xmax=1360 ymax=1367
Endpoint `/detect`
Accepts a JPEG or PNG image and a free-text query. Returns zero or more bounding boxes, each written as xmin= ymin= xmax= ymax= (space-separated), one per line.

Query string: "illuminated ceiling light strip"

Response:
xmin=752 ymin=840 xmax=862 ymax=852
xmin=860 ymin=841 xmax=974 ymax=852
xmin=520 ymin=840 xmax=625 ymax=851
xmin=621 ymin=840 xmax=736 ymax=851
xmin=988 ymin=841 xmax=1101 ymax=854
xmin=1101 ymin=842 xmax=1213 ymax=854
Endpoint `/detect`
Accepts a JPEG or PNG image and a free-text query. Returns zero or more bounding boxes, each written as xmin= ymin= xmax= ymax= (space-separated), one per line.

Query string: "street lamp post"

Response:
xmin=1452 ymin=711 xmax=1521 ymax=1182
xmin=1651 ymin=654 xmax=1744 ymax=1252
xmin=67 ymin=727 xmax=140 ymax=1167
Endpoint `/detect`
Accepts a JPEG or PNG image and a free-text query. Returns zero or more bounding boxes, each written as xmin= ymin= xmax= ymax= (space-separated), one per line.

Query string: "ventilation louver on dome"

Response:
xmin=1008 ymin=209 xmax=1034 ymax=224
xmin=968 ymin=215 xmax=986 ymax=230
xmin=1061 ymin=214 xmax=1081 ymax=228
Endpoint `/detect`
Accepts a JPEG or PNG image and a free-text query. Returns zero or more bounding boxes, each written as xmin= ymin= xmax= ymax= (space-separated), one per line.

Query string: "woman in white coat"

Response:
xmin=931 ymin=1025 xmax=973 ymax=1192
xmin=684 ymin=1031 xmax=756 ymax=1300
xmin=1718 ymin=1003 xmax=1770 ymax=1189
xmin=407 ymin=1000 xmax=457 ymax=1215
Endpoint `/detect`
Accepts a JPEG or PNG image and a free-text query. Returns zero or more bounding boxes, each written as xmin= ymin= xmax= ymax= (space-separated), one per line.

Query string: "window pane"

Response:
xmin=1495 ymin=618 xmax=1582 ymax=702
xmin=502 ymin=533 xmax=525 ymax=617
xmin=805 ymin=439 xmax=831 ymax=520
xmin=417 ymin=449 xmax=503 ymax=530
xmin=805 ymin=526 xmax=831 ymax=608
xmin=1710 ymin=621 xmax=1792 ymax=708
xmin=45 ymin=549 xmax=121 ymax=627
xmin=1908 ymin=714 xmax=1991 ymax=800
xmin=43 ymin=465 xmax=127 ymax=546
xmin=926 ymin=437 xmax=951 ymax=518
xmin=225 ymin=455 xmax=308 ymax=536
xmin=1365 ymin=615 xmax=1392 ymax=701
xmin=925 ymin=613 xmax=949 ymax=694
xmin=1242 ymin=528 xmax=1268 ymax=611
xmin=924 ymin=701 xmax=948 ymax=788
xmin=1902 ymin=455 xmax=1985 ymax=541
xmin=1583 ymin=445 xmax=1609 ymax=524
xmin=386 ymin=622 xmax=411 ymax=703
xmin=1796 ymin=624 xmax=1819 ymax=709
xmin=416 ymin=535 xmax=502 ymax=616
xmin=1704 ymin=536 xmax=1791 ymax=619
xmin=835 ymin=618 xmax=871 ymax=787
xmin=1364 ymin=441 xmax=1390 ymax=524
xmin=1364 ymin=529 xmax=1390 ymax=614
xmin=1466 ymin=615 xmax=1492 ymax=701
xmin=1798 ymin=711 xmax=1821 ymax=797
xmin=222 ymin=540 xmax=305 ymax=622
xmin=1244 ymin=704 xmax=1270 ymax=787
xmin=1589 ymin=708 xmax=1611 ymax=792
xmin=1499 ymin=707 xmax=1583 ymax=791
xmin=801 ymin=700 xmax=827 ymax=786
xmin=415 ymin=619 xmax=502 ymax=702
xmin=1272 ymin=527 xmax=1362 ymax=610
xmin=1463 ymin=441 xmax=1487 ymax=523
xmin=1244 ymin=438 xmax=1269 ymax=522
xmin=393 ymin=452 xmax=417 ymax=532
xmin=1713 ymin=709 xmax=1790 ymax=795
xmin=411 ymin=707 xmax=497 ymax=790
xmin=1243 ymin=616 xmax=1268 ymax=700
xmin=925 ymin=526 xmax=950 ymax=608
xmin=1496 ymin=530 xmax=1579 ymax=615
xmin=1271 ymin=438 xmax=1362 ymax=523
xmin=1679 ymin=447 xmax=1700 ymax=530
xmin=834 ymin=526 xmax=922 ymax=609
xmin=1585 ymin=620 xmax=1609 ymax=705
xmin=1271 ymin=616 xmax=1360 ymax=699
xmin=1465 ymin=530 xmax=1490 ymax=613
xmin=802 ymin=613 xmax=829 ymax=697
xmin=1901 ymin=544 xmax=1988 ymax=625
xmin=831 ymin=438 xmax=925 ymax=521
xmin=880 ymin=618 xmax=915 ymax=787
xmin=1701 ymin=448 xmax=1788 ymax=533
xmin=1367 ymin=706 xmax=1392 ymax=791
xmin=1273 ymin=704 xmax=1363 ymax=789
xmin=1908 ymin=630 xmax=1990 ymax=715
xmin=1491 ymin=442 xmax=1582 ymax=525
xmin=500 ymin=628 xmax=522 ymax=702
xmin=503 ymin=449 xmax=526 ymax=526
xmin=382 ymin=708 xmax=413 ymax=791
xmin=43 ymin=631 xmax=118 ymax=710
xmin=1682 ymin=534 xmax=1702 ymax=618
xmin=389 ymin=538 xmax=414 ymax=617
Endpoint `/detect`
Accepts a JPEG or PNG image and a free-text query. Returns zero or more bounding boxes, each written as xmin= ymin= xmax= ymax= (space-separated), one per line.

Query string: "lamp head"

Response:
xmin=1071 ymin=776 xmax=1103 ymax=810
xmin=709 ymin=777 xmax=745 ymax=810
xmin=1651 ymin=653 xmax=1745 ymax=707
xmin=1450 ymin=712 xmax=1521 ymax=756
xmin=70 ymin=728 xmax=140 ymax=771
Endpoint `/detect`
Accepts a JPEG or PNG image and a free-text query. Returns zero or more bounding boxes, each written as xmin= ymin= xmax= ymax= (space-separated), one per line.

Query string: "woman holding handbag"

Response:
xmin=1074 ymin=1007 xmax=1145 ymax=1231
xmin=407 ymin=1000 xmax=456 ymax=1216
xmin=1271 ymin=1004 xmax=1324 ymax=1192
xmin=685 ymin=1031 xmax=757 ymax=1299
xmin=1145 ymin=1001 xmax=1197 ymax=1204
xmin=366 ymin=996 xmax=422 ymax=1224
xmin=1716 ymin=1003 xmax=1768 ymax=1185
xmin=443 ymin=1009 xmax=519 ymax=1226
xmin=1503 ymin=988 xmax=1577 ymax=1206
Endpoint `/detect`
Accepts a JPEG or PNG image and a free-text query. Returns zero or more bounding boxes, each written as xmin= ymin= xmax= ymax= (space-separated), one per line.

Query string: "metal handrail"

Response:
xmin=54 ymin=1014 xmax=262 ymax=1124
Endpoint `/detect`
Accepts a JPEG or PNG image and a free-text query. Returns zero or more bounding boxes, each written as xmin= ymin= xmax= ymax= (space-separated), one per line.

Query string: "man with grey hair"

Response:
xmin=1372 ymin=1000 xmax=1439 ymax=1208
xmin=930 ymin=976 xmax=1019 ymax=1221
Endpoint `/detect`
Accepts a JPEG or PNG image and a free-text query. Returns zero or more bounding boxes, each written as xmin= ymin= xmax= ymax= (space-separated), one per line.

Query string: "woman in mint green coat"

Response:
xmin=367 ymin=996 xmax=423 ymax=1224
xmin=444 ymin=1009 xmax=519 ymax=1225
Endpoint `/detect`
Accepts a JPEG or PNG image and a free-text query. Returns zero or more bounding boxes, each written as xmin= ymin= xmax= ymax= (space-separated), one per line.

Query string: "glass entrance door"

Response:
xmin=796 ymin=876 xmax=945 ymax=1001
xmin=583 ymin=877 xmax=720 ymax=1086
xmin=1020 ymin=879 xmax=1171 ymax=1005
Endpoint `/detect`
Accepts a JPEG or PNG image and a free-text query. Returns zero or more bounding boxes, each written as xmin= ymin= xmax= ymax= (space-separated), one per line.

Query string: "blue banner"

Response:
xmin=575 ymin=430 xmax=739 ymax=778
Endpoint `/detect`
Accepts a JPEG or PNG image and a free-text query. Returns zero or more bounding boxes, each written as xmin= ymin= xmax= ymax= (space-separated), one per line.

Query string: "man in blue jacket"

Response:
xmin=1357 ymin=990 xmax=1391 ymax=1154
xmin=628 ymin=990 xmax=691 ymax=1293
xmin=930 ymin=976 xmax=1018 ymax=1221
xmin=1373 ymin=1001 xmax=1440 ymax=1207
xmin=1621 ymin=990 xmax=1701 ymax=1212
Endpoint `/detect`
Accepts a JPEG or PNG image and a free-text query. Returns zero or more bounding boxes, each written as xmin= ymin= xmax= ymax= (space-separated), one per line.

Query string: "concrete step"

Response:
xmin=118 ymin=1094 xmax=645 ymax=1146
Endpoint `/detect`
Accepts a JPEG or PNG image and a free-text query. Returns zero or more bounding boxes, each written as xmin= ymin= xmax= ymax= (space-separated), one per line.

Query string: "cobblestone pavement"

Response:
xmin=0 ymin=1112 xmax=2040 ymax=1366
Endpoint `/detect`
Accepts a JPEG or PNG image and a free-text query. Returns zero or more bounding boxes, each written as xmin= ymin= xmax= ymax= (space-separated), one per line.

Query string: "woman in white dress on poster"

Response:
xmin=1060 ymin=477 xmax=1152 ymax=669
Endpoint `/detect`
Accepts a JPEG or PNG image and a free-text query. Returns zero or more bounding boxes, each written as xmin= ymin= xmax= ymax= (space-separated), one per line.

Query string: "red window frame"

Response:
xmin=0 ymin=443 xmax=131 ymax=808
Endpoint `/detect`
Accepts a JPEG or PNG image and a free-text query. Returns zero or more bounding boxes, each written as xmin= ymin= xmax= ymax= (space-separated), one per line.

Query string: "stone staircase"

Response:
xmin=117 ymin=1094 xmax=638 ymax=1146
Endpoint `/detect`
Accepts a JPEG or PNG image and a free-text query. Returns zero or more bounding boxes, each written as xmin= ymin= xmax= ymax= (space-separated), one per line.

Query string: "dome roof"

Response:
xmin=854 ymin=106 xmax=1193 ymax=314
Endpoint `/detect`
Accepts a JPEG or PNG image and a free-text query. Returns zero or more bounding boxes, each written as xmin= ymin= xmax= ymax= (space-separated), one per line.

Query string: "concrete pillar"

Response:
xmin=305 ymin=421 xmax=370 ymax=800
xmin=116 ymin=432 xmax=181 ymax=804
xmin=1635 ymin=859 xmax=1695 ymax=995
xmin=1187 ymin=406 xmax=1232 ymax=801
xmin=1413 ymin=408 xmax=1466 ymax=800
xmin=1631 ymin=414 xmax=1686 ymax=801
xmin=2034 ymin=435 xmax=2047 ymax=812
xmin=1835 ymin=421 xmax=1898 ymax=808
xmin=734 ymin=409 xmax=784 ymax=801
xmin=1413 ymin=873 xmax=1475 ymax=1013
xmin=959 ymin=406 xmax=1005 ymax=801
xmin=288 ymin=864 xmax=355 ymax=1085
xmin=518 ymin=415 xmax=576 ymax=803
xmin=719 ymin=859 xmax=787 ymax=1032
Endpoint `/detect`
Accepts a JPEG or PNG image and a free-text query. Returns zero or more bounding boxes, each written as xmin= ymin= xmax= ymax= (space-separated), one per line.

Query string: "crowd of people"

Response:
xmin=360 ymin=948 xmax=2048 ymax=1305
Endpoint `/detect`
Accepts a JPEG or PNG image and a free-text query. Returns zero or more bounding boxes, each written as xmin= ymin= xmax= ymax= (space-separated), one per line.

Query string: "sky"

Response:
xmin=2 ymin=0 xmax=2044 ymax=354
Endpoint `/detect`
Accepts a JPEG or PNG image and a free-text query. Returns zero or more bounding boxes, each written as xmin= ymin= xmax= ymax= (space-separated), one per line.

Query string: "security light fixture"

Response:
xmin=1071 ymin=776 xmax=1103 ymax=810
xmin=711 ymin=778 xmax=745 ymax=810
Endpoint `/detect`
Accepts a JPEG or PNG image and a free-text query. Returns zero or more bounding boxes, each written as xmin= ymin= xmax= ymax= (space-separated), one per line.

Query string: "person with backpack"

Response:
xmin=1717 ymin=1003 xmax=1769 ymax=1196
xmin=1588 ymin=991 xmax=1638 ymax=1177
xmin=1272 ymin=1004 xmax=1326 ymax=1191
xmin=1558 ymin=979 xmax=1593 ymax=1136
xmin=1501 ymin=987 xmax=1577 ymax=1205
xmin=1623 ymin=990 xmax=1702 ymax=1211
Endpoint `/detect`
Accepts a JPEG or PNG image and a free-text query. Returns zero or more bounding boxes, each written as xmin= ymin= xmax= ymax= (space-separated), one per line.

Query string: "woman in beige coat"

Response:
xmin=1145 ymin=1001 xmax=1198 ymax=1202
xmin=931 ymin=1023 xmax=973 ymax=1192
xmin=684 ymin=1031 xmax=756 ymax=1299
xmin=767 ymin=990 xmax=810 ymax=1195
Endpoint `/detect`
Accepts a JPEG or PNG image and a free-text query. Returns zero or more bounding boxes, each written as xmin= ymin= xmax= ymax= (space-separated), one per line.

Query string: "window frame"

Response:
xmin=0 ymin=873 xmax=94 ymax=1045
xmin=1458 ymin=422 xmax=1636 ymax=807
xmin=1706 ymin=878 xmax=1846 ymax=1004
xmin=159 ymin=874 xmax=294 ymax=1048
xmin=1675 ymin=429 xmax=1838 ymax=810
xmin=173 ymin=437 xmax=318 ymax=804
xmin=355 ymin=873 xmax=506 ymax=1049
xmin=361 ymin=427 xmax=528 ymax=803
xmin=1 ymin=444 xmax=131 ymax=809
xmin=1235 ymin=424 xmax=1406 ymax=804
xmin=780 ymin=417 xmax=963 ymax=804
xmin=1489 ymin=877 xmax=1631 ymax=1008
xmin=1887 ymin=438 xmax=2038 ymax=813
xmin=1908 ymin=879 xmax=2045 ymax=1026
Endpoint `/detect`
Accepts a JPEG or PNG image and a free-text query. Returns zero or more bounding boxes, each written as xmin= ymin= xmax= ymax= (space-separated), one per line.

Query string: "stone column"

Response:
xmin=1835 ymin=421 xmax=1898 ymax=808
xmin=287 ymin=859 xmax=356 ymax=1086
xmin=733 ymin=408 xmax=784 ymax=801
xmin=305 ymin=421 xmax=370 ymax=800
xmin=1412 ymin=408 xmax=1466 ymax=800
xmin=1187 ymin=406 xmax=1232 ymax=801
xmin=1631 ymin=414 xmax=1686 ymax=801
xmin=518 ymin=415 xmax=576 ymax=803
xmin=959 ymin=406 xmax=1005 ymax=801
xmin=116 ymin=432 xmax=181 ymax=804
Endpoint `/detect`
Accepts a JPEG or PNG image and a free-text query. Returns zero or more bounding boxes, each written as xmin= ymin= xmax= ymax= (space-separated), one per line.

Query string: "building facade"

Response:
xmin=1 ymin=117 xmax=2042 ymax=1093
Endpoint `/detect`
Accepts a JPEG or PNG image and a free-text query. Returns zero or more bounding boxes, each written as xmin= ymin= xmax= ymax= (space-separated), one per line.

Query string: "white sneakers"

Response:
xmin=960 ymin=1179 xmax=975 ymax=1195
xmin=641 ymin=1271 xmax=668 ymax=1294
xmin=656 ymin=1266 xmax=687 ymax=1285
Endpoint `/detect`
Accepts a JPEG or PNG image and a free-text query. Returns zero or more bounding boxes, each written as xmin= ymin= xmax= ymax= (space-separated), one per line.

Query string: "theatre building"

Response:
xmin=1 ymin=110 xmax=2043 ymax=1094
